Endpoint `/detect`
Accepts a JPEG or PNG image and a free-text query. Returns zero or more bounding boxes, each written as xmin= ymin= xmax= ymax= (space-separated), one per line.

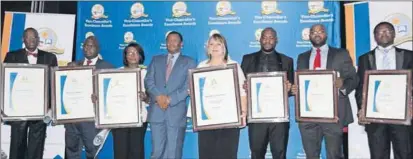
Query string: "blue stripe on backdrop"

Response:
xmin=354 ymin=2 xmax=371 ymax=62
xmin=9 ymin=13 xmax=26 ymax=51
xmin=76 ymin=2 xmax=341 ymax=158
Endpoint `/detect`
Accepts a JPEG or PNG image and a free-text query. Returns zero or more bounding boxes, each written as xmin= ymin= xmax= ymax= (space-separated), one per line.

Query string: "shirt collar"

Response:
xmin=85 ymin=56 xmax=99 ymax=64
xmin=312 ymin=44 xmax=328 ymax=53
xmin=377 ymin=45 xmax=394 ymax=52
xmin=25 ymin=48 xmax=38 ymax=54
xmin=168 ymin=53 xmax=180 ymax=58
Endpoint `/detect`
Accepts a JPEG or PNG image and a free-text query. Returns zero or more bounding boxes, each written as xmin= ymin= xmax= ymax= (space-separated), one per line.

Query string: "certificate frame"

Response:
xmin=247 ymin=72 xmax=289 ymax=123
xmin=360 ymin=70 xmax=412 ymax=125
xmin=50 ymin=66 xmax=96 ymax=125
xmin=93 ymin=68 xmax=142 ymax=129
xmin=294 ymin=70 xmax=338 ymax=123
xmin=188 ymin=64 xmax=242 ymax=131
xmin=0 ymin=63 xmax=49 ymax=121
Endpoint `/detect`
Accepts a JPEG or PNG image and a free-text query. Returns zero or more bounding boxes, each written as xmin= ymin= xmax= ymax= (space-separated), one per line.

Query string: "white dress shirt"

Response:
xmin=25 ymin=48 xmax=38 ymax=64
xmin=375 ymin=45 xmax=396 ymax=70
xmin=83 ymin=56 xmax=99 ymax=66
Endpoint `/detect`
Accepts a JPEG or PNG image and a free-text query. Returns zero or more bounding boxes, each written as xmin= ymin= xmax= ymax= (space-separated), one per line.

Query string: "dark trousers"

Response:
xmin=366 ymin=123 xmax=412 ymax=159
xmin=299 ymin=123 xmax=343 ymax=159
xmin=198 ymin=128 xmax=240 ymax=159
xmin=248 ymin=122 xmax=289 ymax=159
xmin=9 ymin=121 xmax=47 ymax=159
xmin=64 ymin=122 xmax=98 ymax=159
xmin=112 ymin=123 xmax=148 ymax=159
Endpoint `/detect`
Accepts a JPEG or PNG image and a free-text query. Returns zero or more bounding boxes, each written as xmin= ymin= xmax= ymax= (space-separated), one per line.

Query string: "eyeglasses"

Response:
xmin=310 ymin=31 xmax=325 ymax=35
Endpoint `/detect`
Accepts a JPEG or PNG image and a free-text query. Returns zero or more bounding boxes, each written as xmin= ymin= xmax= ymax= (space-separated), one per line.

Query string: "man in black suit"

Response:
xmin=241 ymin=27 xmax=293 ymax=159
xmin=356 ymin=22 xmax=413 ymax=159
xmin=291 ymin=24 xmax=358 ymax=159
xmin=3 ymin=27 xmax=58 ymax=159
xmin=64 ymin=36 xmax=114 ymax=159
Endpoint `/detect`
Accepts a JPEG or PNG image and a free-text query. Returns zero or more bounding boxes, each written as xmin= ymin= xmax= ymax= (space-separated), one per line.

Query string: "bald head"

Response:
xmin=83 ymin=36 xmax=100 ymax=59
xmin=260 ymin=27 xmax=278 ymax=52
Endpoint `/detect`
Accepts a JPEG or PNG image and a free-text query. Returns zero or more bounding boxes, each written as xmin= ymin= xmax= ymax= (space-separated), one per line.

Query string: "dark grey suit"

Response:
xmin=356 ymin=47 xmax=413 ymax=159
xmin=296 ymin=46 xmax=358 ymax=159
xmin=64 ymin=59 xmax=114 ymax=159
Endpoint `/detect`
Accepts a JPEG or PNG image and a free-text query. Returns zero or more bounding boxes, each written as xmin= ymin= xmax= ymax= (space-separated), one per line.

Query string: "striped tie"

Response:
xmin=166 ymin=55 xmax=174 ymax=82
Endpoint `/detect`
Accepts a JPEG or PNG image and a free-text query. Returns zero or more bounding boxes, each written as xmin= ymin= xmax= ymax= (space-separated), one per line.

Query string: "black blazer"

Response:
xmin=241 ymin=50 xmax=294 ymax=85
xmin=355 ymin=47 xmax=413 ymax=110
xmin=4 ymin=49 xmax=58 ymax=66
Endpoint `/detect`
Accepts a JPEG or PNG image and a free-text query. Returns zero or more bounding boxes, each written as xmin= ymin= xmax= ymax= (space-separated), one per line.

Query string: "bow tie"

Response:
xmin=27 ymin=51 xmax=38 ymax=57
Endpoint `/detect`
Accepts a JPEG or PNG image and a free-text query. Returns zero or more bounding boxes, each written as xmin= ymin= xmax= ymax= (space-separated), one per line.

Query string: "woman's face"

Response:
xmin=126 ymin=46 xmax=140 ymax=65
xmin=207 ymin=38 xmax=225 ymax=59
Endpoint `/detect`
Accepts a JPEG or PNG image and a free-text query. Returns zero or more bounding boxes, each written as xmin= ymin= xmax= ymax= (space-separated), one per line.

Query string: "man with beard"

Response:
xmin=291 ymin=24 xmax=358 ymax=159
xmin=356 ymin=22 xmax=413 ymax=159
xmin=3 ymin=27 xmax=58 ymax=159
xmin=241 ymin=27 xmax=293 ymax=159
xmin=64 ymin=36 xmax=114 ymax=159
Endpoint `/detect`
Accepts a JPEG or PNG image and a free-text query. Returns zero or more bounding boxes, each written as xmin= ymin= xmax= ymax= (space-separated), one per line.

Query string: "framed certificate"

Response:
xmin=360 ymin=70 xmax=412 ymax=125
xmin=50 ymin=66 xmax=95 ymax=125
xmin=0 ymin=63 xmax=49 ymax=121
xmin=189 ymin=64 xmax=242 ymax=131
xmin=94 ymin=68 xmax=142 ymax=129
xmin=295 ymin=70 xmax=338 ymax=123
xmin=247 ymin=72 xmax=289 ymax=123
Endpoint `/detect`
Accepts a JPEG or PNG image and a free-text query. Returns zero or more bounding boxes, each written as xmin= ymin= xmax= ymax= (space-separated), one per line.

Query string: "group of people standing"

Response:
xmin=3 ymin=21 xmax=413 ymax=159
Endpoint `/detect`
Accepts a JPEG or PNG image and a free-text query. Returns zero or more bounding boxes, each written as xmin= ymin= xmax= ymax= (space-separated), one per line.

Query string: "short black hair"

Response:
xmin=373 ymin=21 xmax=395 ymax=34
xmin=166 ymin=31 xmax=183 ymax=42
xmin=123 ymin=42 xmax=145 ymax=66
xmin=23 ymin=27 xmax=39 ymax=38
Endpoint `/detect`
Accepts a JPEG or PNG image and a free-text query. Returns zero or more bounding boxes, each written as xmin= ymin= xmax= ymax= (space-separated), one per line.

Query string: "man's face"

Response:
xmin=374 ymin=24 xmax=395 ymax=47
xmin=309 ymin=25 xmax=327 ymax=47
xmin=83 ymin=39 xmax=98 ymax=59
xmin=23 ymin=30 xmax=39 ymax=51
xmin=260 ymin=29 xmax=277 ymax=52
xmin=166 ymin=34 xmax=182 ymax=54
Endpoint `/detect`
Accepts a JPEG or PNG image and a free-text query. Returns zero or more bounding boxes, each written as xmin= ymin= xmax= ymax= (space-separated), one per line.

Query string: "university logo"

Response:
xmin=37 ymin=27 xmax=65 ymax=54
xmin=216 ymin=1 xmax=236 ymax=16
xmin=209 ymin=29 xmax=220 ymax=37
xmin=172 ymin=1 xmax=191 ymax=18
xmin=124 ymin=31 xmax=136 ymax=43
xmin=261 ymin=1 xmax=282 ymax=15
xmin=91 ymin=4 xmax=108 ymax=19
xmin=255 ymin=28 xmax=263 ymax=41
xmin=130 ymin=2 xmax=148 ymax=19
xmin=384 ymin=13 xmax=412 ymax=46
xmin=308 ymin=1 xmax=329 ymax=14
xmin=301 ymin=28 xmax=310 ymax=41
xmin=85 ymin=31 xmax=95 ymax=39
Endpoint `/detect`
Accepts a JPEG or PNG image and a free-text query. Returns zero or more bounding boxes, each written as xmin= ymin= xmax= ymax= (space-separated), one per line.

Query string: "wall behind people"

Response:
xmin=345 ymin=1 xmax=413 ymax=159
xmin=74 ymin=1 xmax=342 ymax=159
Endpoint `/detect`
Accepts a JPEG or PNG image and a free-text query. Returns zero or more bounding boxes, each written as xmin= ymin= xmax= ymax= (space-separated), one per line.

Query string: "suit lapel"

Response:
xmin=302 ymin=52 xmax=310 ymax=69
xmin=253 ymin=52 xmax=260 ymax=72
xmin=395 ymin=48 xmax=404 ymax=69
xmin=368 ymin=50 xmax=377 ymax=70
xmin=326 ymin=47 xmax=335 ymax=69
xmin=36 ymin=50 xmax=45 ymax=64
xmin=19 ymin=49 xmax=30 ymax=63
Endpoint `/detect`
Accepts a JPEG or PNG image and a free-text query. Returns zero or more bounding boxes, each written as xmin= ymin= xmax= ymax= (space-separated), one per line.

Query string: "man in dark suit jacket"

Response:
xmin=64 ymin=36 xmax=114 ymax=159
xmin=356 ymin=22 xmax=413 ymax=159
xmin=241 ymin=27 xmax=293 ymax=159
xmin=291 ymin=24 xmax=358 ymax=159
xmin=3 ymin=28 xmax=58 ymax=159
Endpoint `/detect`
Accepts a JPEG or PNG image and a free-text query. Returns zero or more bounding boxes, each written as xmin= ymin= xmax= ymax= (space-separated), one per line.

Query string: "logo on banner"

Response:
xmin=37 ymin=28 xmax=65 ymax=54
xmin=216 ymin=1 xmax=236 ymax=16
xmin=124 ymin=32 xmax=136 ymax=43
xmin=296 ymin=27 xmax=312 ymax=48
xmin=130 ymin=2 xmax=148 ymax=19
xmin=261 ymin=1 xmax=282 ymax=15
xmin=172 ymin=1 xmax=191 ymax=17
xmin=85 ymin=32 xmax=95 ymax=38
xmin=384 ymin=13 xmax=412 ymax=46
xmin=249 ymin=29 xmax=262 ymax=48
xmin=209 ymin=29 xmax=221 ymax=37
xmin=308 ymin=1 xmax=329 ymax=14
xmin=255 ymin=28 xmax=264 ymax=41
xmin=91 ymin=4 xmax=108 ymax=19
xmin=301 ymin=28 xmax=310 ymax=41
